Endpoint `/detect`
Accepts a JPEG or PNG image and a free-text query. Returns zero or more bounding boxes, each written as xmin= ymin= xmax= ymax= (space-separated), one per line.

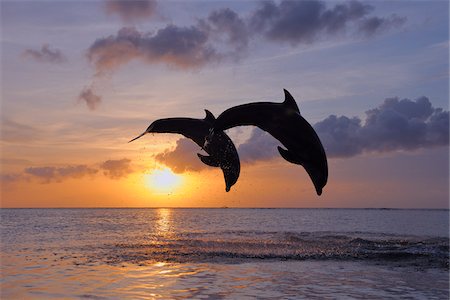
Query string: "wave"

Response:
xmin=80 ymin=231 xmax=449 ymax=269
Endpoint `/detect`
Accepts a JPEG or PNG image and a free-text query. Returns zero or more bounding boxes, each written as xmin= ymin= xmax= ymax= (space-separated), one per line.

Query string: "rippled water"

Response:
xmin=1 ymin=208 xmax=449 ymax=299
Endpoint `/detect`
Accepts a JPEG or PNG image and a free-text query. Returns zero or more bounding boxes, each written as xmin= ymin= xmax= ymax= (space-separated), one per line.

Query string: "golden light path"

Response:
xmin=145 ymin=168 xmax=183 ymax=194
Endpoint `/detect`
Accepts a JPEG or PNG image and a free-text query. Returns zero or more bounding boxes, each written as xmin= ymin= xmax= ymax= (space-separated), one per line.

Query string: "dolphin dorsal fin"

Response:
xmin=204 ymin=109 xmax=216 ymax=123
xmin=283 ymin=89 xmax=300 ymax=113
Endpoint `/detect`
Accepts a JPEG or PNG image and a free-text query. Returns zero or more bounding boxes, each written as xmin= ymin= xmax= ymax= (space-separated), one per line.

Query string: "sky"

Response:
xmin=1 ymin=0 xmax=448 ymax=208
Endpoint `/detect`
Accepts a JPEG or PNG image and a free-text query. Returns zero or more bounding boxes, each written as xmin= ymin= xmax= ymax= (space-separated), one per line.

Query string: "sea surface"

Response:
xmin=1 ymin=208 xmax=449 ymax=299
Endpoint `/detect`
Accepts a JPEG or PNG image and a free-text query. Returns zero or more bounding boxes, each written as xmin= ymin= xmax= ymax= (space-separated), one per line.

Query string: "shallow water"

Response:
xmin=1 ymin=208 xmax=449 ymax=299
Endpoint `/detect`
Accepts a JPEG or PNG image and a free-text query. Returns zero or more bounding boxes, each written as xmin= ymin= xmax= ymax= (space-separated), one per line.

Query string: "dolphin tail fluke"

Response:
xmin=283 ymin=89 xmax=300 ymax=113
xmin=197 ymin=153 xmax=220 ymax=167
xmin=277 ymin=146 xmax=301 ymax=165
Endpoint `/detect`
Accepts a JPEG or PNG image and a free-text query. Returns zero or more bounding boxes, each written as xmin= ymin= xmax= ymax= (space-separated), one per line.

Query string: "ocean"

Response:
xmin=1 ymin=208 xmax=448 ymax=299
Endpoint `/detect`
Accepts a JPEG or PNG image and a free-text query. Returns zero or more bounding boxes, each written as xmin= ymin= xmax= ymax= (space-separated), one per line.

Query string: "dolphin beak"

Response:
xmin=128 ymin=132 xmax=147 ymax=143
xmin=303 ymin=164 xmax=325 ymax=196
xmin=315 ymin=186 xmax=323 ymax=196
xmin=310 ymin=174 xmax=324 ymax=196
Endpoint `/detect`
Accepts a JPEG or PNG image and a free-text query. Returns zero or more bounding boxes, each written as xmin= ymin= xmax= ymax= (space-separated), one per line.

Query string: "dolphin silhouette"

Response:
xmin=208 ymin=89 xmax=327 ymax=195
xmin=129 ymin=110 xmax=240 ymax=192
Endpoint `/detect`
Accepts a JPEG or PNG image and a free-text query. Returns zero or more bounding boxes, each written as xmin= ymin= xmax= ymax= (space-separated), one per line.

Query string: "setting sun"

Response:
xmin=145 ymin=168 xmax=183 ymax=193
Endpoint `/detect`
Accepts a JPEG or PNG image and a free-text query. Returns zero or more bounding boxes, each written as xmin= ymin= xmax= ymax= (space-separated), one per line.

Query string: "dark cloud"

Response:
xmin=87 ymin=1 xmax=405 ymax=76
xmin=249 ymin=0 xmax=404 ymax=44
xmin=100 ymin=158 xmax=133 ymax=179
xmin=154 ymin=138 xmax=206 ymax=173
xmin=2 ymin=158 xmax=136 ymax=184
xmin=237 ymin=128 xmax=280 ymax=163
xmin=315 ymin=97 xmax=449 ymax=157
xmin=87 ymin=26 xmax=218 ymax=74
xmin=24 ymin=165 xmax=98 ymax=183
xmin=358 ymin=14 xmax=407 ymax=37
xmin=86 ymin=8 xmax=249 ymax=75
xmin=104 ymin=0 xmax=157 ymax=22
xmin=1 ymin=173 xmax=26 ymax=184
xmin=79 ymin=87 xmax=102 ymax=110
xmin=235 ymin=96 xmax=448 ymax=162
xmin=83 ymin=1 xmax=406 ymax=108
xmin=202 ymin=8 xmax=249 ymax=55
xmin=151 ymin=98 xmax=447 ymax=171
xmin=314 ymin=115 xmax=363 ymax=157
xmin=22 ymin=44 xmax=67 ymax=63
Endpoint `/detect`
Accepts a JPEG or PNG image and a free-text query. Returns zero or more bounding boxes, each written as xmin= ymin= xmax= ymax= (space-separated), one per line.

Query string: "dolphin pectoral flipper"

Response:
xmin=197 ymin=153 xmax=220 ymax=167
xmin=277 ymin=146 xmax=301 ymax=165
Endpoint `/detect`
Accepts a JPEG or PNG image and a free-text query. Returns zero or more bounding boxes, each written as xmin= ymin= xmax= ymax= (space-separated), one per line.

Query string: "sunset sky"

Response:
xmin=1 ymin=0 xmax=448 ymax=208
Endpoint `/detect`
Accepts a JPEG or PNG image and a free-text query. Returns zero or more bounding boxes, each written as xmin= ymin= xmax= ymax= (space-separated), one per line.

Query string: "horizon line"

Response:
xmin=0 ymin=207 xmax=448 ymax=210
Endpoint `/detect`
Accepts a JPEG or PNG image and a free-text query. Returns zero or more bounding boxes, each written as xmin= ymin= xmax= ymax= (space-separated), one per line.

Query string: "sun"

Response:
xmin=145 ymin=168 xmax=183 ymax=193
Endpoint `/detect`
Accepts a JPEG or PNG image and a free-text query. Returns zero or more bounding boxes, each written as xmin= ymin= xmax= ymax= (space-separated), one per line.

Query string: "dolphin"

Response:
xmin=208 ymin=89 xmax=328 ymax=195
xmin=129 ymin=110 xmax=240 ymax=192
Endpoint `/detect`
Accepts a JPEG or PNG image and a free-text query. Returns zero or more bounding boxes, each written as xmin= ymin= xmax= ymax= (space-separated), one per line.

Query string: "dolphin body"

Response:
xmin=208 ymin=89 xmax=328 ymax=195
xmin=129 ymin=110 xmax=240 ymax=192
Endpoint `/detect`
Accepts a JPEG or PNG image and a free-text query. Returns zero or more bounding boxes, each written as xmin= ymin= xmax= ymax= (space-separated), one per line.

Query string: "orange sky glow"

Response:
xmin=1 ymin=1 xmax=448 ymax=208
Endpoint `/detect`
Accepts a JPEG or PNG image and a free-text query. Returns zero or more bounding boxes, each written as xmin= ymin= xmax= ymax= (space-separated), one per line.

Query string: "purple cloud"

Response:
xmin=79 ymin=87 xmax=102 ymax=110
xmin=249 ymin=0 xmax=405 ymax=45
xmin=89 ymin=1 xmax=405 ymax=75
xmin=154 ymin=138 xmax=206 ymax=173
xmin=100 ymin=158 xmax=133 ymax=179
xmin=87 ymin=26 xmax=217 ymax=75
xmin=236 ymin=96 xmax=449 ymax=162
xmin=201 ymin=8 xmax=249 ymax=56
xmin=24 ymin=165 xmax=98 ymax=183
xmin=316 ymin=97 xmax=448 ymax=157
xmin=237 ymin=128 xmax=280 ymax=163
xmin=22 ymin=44 xmax=67 ymax=63
xmin=2 ymin=158 xmax=137 ymax=184
xmin=83 ymin=1 xmax=406 ymax=108
xmin=104 ymin=0 xmax=158 ymax=22
xmin=358 ymin=14 xmax=407 ymax=37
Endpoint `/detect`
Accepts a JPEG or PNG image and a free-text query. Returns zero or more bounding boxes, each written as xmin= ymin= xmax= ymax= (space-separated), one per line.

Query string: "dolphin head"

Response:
xmin=128 ymin=122 xmax=155 ymax=143
xmin=303 ymin=159 xmax=328 ymax=196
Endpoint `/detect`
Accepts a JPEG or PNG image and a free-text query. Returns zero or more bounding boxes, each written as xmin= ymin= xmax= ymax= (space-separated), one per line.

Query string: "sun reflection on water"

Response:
xmin=156 ymin=208 xmax=172 ymax=237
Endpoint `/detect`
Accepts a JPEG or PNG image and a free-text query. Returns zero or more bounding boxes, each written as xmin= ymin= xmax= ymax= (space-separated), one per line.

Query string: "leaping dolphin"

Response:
xmin=208 ymin=89 xmax=327 ymax=195
xmin=129 ymin=110 xmax=240 ymax=192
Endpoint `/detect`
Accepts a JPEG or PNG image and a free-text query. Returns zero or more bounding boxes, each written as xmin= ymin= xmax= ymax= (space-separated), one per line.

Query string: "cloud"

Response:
xmin=234 ymin=96 xmax=448 ymax=162
xmin=237 ymin=128 xmax=280 ymax=163
xmin=154 ymin=138 xmax=206 ymax=173
xmin=104 ymin=0 xmax=157 ymax=22
xmin=87 ymin=25 xmax=218 ymax=75
xmin=358 ymin=14 xmax=407 ymax=37
xmin=315 ymin=97 xmax=449 ymax=157
xmin=249 ymin=0 xmax=405 ymax=45
xmin=151 ymin=97 xmax=447 ymax=172
xmin=79 ymin=87 xmax=102 ymax=110
xmin=201 ymin=8 xmax=249 ymax=56
xmin=88 ymin=1 xmax=405 ymax=76
xmin=22 ymin=44 xmax=67 ymax=63
xmin=82 ymin=1 xmax=406 ymax=109
xmin=100 ymin=158 xmax=133 ymax=179
xmin=2 ymin=158 xmax=136 ymax=184
xmin=88 ymin=7 xmax=248 ymax=75
xmin=24 ymin=165 xmax=98 ymax=183
xmin=1 ymin=173 xmax=27 ymax=184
